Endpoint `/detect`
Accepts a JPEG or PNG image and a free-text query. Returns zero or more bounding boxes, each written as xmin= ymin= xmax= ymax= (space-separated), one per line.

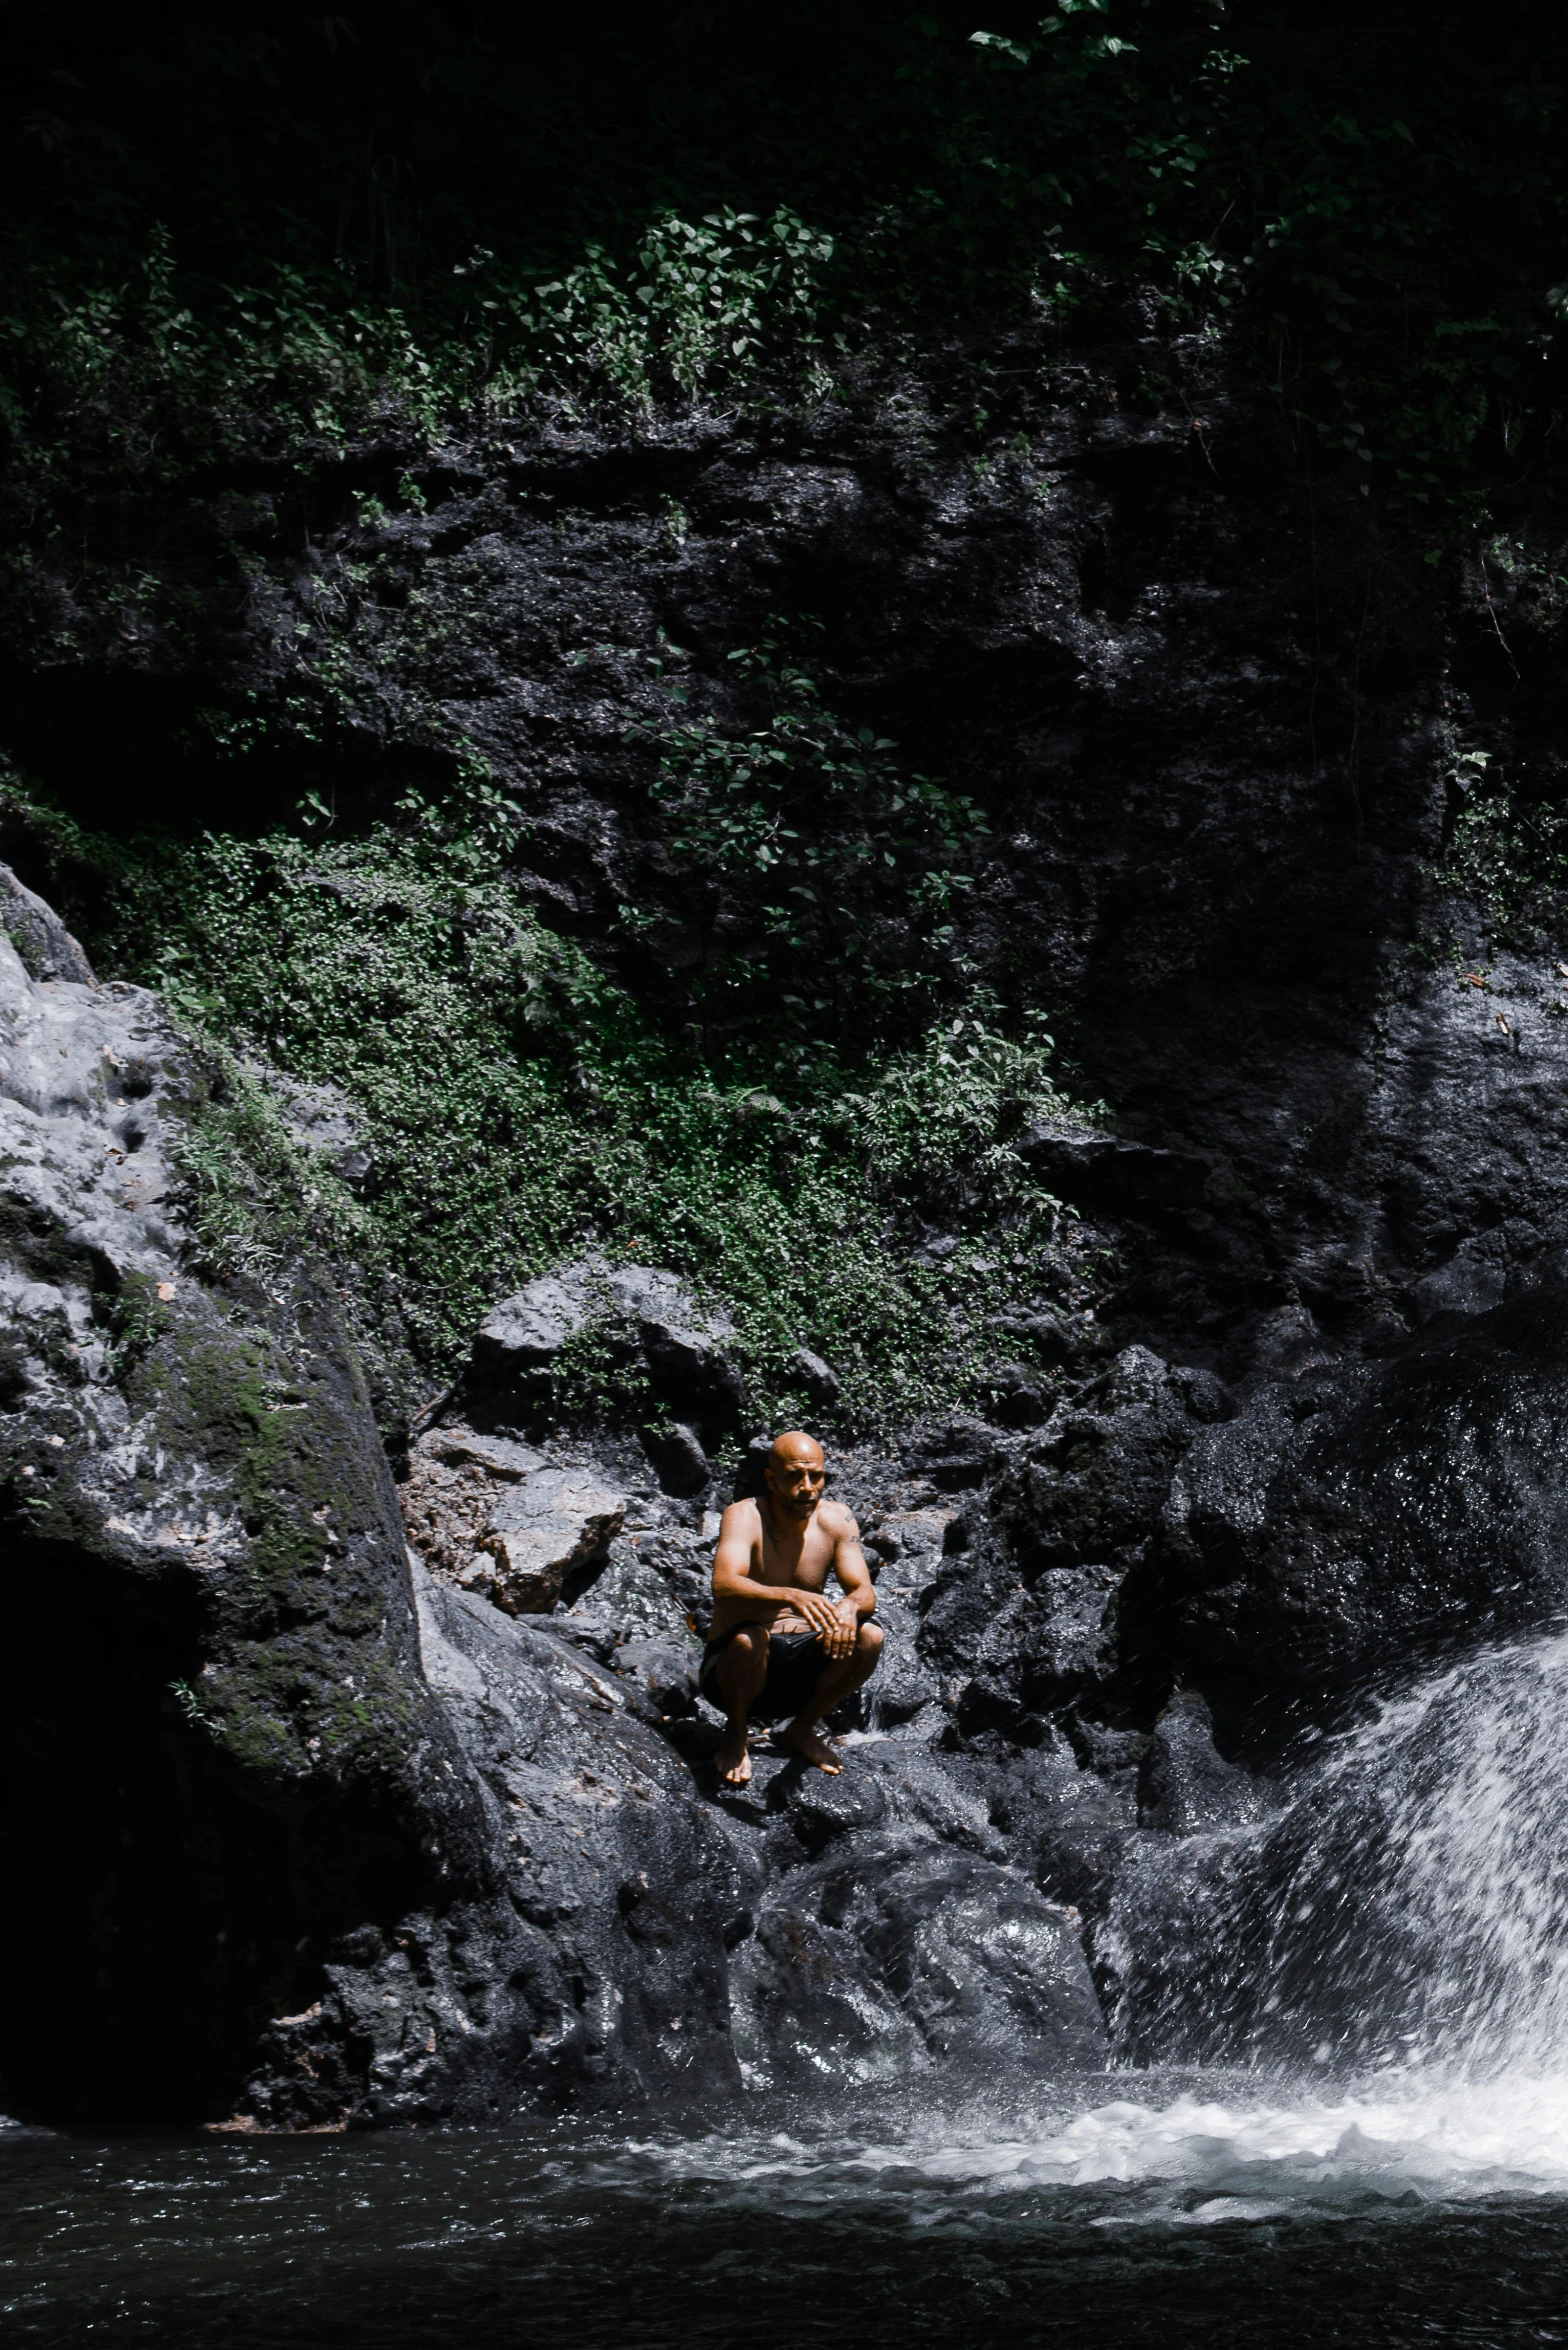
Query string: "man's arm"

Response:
xmin=710 ymin=1502 xmax=847 ymax=1638
xmin=820 ymin=1511 xmax=875 ymax=1658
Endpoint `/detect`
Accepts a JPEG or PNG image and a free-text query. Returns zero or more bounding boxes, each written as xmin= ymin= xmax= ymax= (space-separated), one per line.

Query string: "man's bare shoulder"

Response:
xmin=719 ymin=1497 xmax=762 ymax=1537
xmin=817 ymin=1499 xmax=860 ymax=1540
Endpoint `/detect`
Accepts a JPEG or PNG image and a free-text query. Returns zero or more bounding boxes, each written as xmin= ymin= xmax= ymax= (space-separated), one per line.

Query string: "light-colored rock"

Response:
xmin=469 ymin=1256 xmax=745 ymax=1425
xmin=400 ymin=1425 xmax=626 ymax=1615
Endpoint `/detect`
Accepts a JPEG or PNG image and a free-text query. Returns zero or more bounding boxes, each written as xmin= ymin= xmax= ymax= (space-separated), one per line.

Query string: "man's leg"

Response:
xmin=711 ymin=1628 xmax=769 ymax=1784
xmin=777 ymin=1623 xmax=884 ymax=1774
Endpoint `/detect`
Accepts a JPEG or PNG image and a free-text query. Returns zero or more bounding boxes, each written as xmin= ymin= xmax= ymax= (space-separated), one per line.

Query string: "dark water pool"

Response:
xmin=8 ymin=2076 xmax=1568 ymax=2349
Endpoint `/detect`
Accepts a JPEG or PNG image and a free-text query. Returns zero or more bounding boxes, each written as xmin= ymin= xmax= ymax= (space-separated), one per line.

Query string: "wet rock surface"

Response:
xmin=0 ymin=937 xmax=1125 ymax=2129
xmin=0 ymin=887 xmax=483 ymax=2123
xmin=14 ymin=332 xmax=1568 ymax=2125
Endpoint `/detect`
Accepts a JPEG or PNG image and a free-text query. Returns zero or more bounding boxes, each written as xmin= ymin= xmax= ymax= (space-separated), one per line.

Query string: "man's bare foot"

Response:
xmin=778 ymin=1719 xmax=842 ymax=1774
xmin=715 ymin=1725 xmax=752 ymax=1784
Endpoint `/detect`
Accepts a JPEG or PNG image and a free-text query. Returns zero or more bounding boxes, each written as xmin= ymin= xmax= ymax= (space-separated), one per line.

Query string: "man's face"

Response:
xmin=766 ymin=1440 xmax=824 ymax=1519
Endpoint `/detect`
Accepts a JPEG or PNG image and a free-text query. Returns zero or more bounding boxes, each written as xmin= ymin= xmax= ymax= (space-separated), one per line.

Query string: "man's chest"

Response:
xmin=753 ymin=1523 xmax=834 ymax=1588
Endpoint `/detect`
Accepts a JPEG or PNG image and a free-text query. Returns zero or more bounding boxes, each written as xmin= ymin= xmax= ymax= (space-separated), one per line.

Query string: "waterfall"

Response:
xmin=666 ymin=1628 xmax=1568 ymax=2205
xmin=1106 ymin=1626 xmax=1568 ymax=2083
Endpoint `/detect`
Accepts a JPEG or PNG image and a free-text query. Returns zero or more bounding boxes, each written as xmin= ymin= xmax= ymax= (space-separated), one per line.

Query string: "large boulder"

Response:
xmin=992 ymin=1345 xmax=1232 ymax=1577
xmin=252 ymin=1565 xmax=760 ymax=2125
xmin=0 ymin=882 xmax=757 ymax=2131
xmin=730 ymin=1826 xmax=1106 ymax=2091
xmin=470 ymin=1258 xmax=747 ymax=1451
xmin=400 ymin=1422 xmax=627 ymax=1614
xmin=1128 ymin=1262 xmax=1568 ymax=1746
xmin=0 ymin=896 xmax=485 ymax=2123
xmin=914 ymin=1346 xmax=1237 ymax=1738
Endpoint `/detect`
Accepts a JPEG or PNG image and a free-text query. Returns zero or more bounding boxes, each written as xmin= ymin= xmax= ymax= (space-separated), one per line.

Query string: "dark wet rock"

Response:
xmin=979 ymin=1737 xmax=1139 ymax=1916
xmin=791 ymin=1346 xmax=841 ymax=1405
xmin=989 ymin=1362 xmax=1052 ymax=1429
xmin=815 ymin=1833 xmax=1104 ymax=2071
xmin=0 ymin=927 xmax=485 ymax=2126
xmin=907 ymin=1416 xmax=1004 ymax=1492
xmin=609 ymin=1636 xmax=701 ymax=1720
xmin=916 ymin=1528 xmax=1026 ymax=1685
xmin=1132 ymin=1265 xmax=1568 ymax=1747
xmin=570 ymin=1540 xmax=695 ymax=1644
xmin=728 ymin=1900 xmax=925 ymax=2092
xmin=293 ymin=1566 xmax=762 ymax=2122
xmin=731 ymin=1818 xmax=1105 ymax=2089
xmin=778 ymin=1763 xmax=892 ymax=1853
xmin=639 ymin=1420 xmax=711 ymax=1497
xmin=628 ymin=1522 xmax=715 ymax=1631
xmin=991 ymin=1346 xmax=1231 ymax=1582
xmin=1411 ymin=1231 xmax=1511 ymax=1325
xmin=959 ymin=1565 xmax=1123 ymax=1734
xmin=1139 ymin=1690 xmax=1265 ymax=1835
xmin=994 ymin=1307 xmax=1109 ymax=1370
xmin=862 ymin=1849 xmax=1104 ymax=2072
xmin=1017 ymin=1129 xmax=1212 ymax=1218
xmin=860 ymin=1638 xmax=942 ymax=1734
xmin=861 ymin=1739 xmax=1010 ymax=1860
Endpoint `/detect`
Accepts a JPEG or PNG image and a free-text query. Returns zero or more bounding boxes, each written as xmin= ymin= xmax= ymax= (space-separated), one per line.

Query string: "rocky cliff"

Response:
xmin=5 ymin=311 xmax=1568 ymax=2123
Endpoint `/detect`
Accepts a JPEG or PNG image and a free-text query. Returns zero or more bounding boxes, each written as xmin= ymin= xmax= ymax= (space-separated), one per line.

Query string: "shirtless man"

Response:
xmin=699 ymin=1431 xmax=883 ymax=1783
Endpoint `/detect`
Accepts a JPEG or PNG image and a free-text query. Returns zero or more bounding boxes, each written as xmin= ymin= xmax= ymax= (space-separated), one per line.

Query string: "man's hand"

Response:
xmin=794 ymin=1589 xmax=858 ymax=1657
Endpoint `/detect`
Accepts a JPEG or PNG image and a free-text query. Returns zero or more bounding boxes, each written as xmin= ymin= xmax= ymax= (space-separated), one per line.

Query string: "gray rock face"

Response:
xmin=401 ymin=1423 xmax=627 ymax=1614
xmin=308 ymin=1565 xmax=756 ymax=2121
xmin=0 ymin=897 xmax=484 ymax=2124
xmin=1017 ymin=1129 xmax=1212 ymax=1218
xmin=0 ymin=867 xmax=95 ymax=986
xmin=20 ymin=900 xmax=1568 ymax=2130
xmin=0 ymin=918 xmax=1116 ymax=2131
xmin=731 ymin=1830 xmax=1103 ymax=2092
xmin=1139 ymin=1691 xmax=1264 ymax=1837
xmin=1135 ymin=1267 xmax=1568 ymax=1743
xmin=23 ymin=320 xmax=1568 ymax=2123
xmin=791 ymin=1347 xmax=841 ymax=1405
xmin=993 ymin=1347 xmax=1233 ymax=1580
xmin=470 ymin=1258 xmax=747 ymax=1465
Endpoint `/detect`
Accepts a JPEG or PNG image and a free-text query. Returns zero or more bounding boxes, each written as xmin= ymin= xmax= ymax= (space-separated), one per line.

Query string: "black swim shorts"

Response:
xmin=698 ymin=1624 xmax=830 ymax=1722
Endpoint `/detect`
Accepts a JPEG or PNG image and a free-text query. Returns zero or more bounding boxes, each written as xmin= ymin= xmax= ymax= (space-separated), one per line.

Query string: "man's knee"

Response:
xmin=719 ymin=1627 xmax=768 ymax=1684
xmin=856 ymin=1622 xmax=884 ymax=1668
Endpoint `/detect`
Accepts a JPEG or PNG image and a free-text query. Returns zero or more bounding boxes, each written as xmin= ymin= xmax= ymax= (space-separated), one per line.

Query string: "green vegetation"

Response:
xmin=4 ymin=9 xmax=1568 ymax=525
xmin=6 ymin=6 xmax=1568 ymax=1428
xmin=1435 ymin=753 xmax=1568 ymax=946
xmin=2 ymin=761 xmax=1091 ymax=1429
xmin=630 ymin=632 xmax=990 ymax=1045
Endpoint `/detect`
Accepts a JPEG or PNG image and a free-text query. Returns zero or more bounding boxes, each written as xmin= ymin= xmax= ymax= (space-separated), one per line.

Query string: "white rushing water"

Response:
xmin=844 ymin=2072 xmax=1568 ymax=2199
xmin=635 ymin=2069 xmax=1568 ymax=2217
xmin=655 ymin=1629 xmax=1568 ymax=2208
xmin=1056 ymin=1625 xmax=1568 ymax=2198
xmin=1095 ymin=1624 xmax=1568 ymax=2080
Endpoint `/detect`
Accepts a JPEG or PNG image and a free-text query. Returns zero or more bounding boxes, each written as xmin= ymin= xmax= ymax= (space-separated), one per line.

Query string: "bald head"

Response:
xmin=764 ymin=1430 xmax=825 ymax=1520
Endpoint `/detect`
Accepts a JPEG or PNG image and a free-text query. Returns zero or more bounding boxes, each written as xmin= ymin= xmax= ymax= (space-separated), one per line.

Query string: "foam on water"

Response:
xmin=637 ymin=2070 xmax=1568 ymax=2213
xmin=857 ymin=2071 xmax=1568 ymax=2197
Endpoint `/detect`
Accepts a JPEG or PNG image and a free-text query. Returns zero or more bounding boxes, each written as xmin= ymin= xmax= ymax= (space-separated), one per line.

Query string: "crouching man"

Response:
xmin=699 ymin=1431 xmax=883 ymax=1784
